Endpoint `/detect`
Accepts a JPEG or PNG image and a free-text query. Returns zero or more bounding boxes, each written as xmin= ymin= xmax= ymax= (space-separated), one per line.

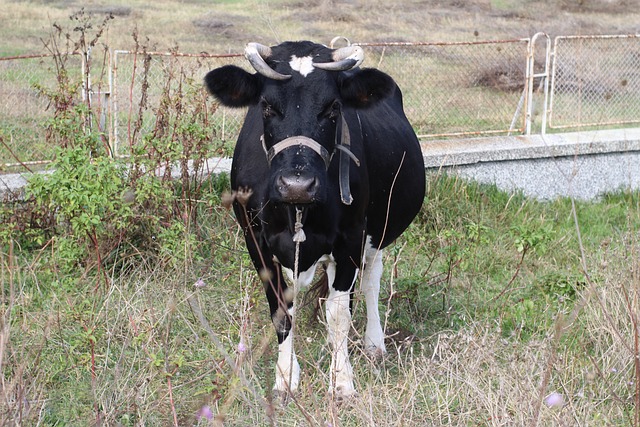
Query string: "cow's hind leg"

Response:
xmin=362 ymin=244 xmax=386 ymax=357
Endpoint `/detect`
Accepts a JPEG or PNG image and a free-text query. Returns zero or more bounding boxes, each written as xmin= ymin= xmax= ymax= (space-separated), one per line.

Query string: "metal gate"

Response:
xmin=2 ymin=33 xmax=640 ymax=170
xmin=548 ymin=34 xmax=640 ymax=130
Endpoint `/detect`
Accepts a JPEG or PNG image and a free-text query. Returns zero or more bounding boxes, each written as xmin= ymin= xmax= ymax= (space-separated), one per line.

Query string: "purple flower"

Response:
xmin=238 ymin=341 xmax=247 ymax=353
xmin=194 ymin=278 xmax=207 ymax=288
xmin=544 ymin=392 xmax=564 ymax=408
xmin=196 ymin=405 xmax=213 ymax=420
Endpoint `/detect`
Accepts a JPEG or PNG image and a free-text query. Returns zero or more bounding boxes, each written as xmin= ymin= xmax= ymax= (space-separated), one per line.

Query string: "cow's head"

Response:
xmin=205 ymin=41 xmax=395 ymax=205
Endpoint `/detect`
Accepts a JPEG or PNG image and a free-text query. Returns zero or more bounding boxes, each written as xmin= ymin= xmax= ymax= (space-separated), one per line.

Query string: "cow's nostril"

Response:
xmin=277 ymin=175 xmax=318 ymax=203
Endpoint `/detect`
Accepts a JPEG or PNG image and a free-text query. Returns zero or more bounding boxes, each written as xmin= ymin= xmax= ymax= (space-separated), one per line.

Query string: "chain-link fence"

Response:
xmin=111 ymin=50 xmax=247 ymax=157
xmin=549 ymin=34 xmax=640 ymax=129
xmin=0 ymin=53 xmax=84 ymax=168
xmin=2 ymin=34 xmax=640 ymax=171
xmin=110 ymin=39 xmax=532 ymax=153
xmin=356 ymin=39 xmax=532 ymax=139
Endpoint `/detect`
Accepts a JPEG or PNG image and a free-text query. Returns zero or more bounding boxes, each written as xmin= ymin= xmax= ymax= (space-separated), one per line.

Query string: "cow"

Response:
xmin=204 ymin=40 xmax=425 ymax=400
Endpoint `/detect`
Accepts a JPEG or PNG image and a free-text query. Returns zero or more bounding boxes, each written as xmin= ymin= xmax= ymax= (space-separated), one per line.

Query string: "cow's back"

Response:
xmin=357 ymin=86 xmax=425 ymax=249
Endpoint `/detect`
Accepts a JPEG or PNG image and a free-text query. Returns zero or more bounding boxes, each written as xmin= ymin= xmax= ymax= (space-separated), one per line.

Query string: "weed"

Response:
xmin=510 ymin=222 xmax=555 ymax=255
xmin=1 ymin=16 xmax=236 ymax=424
xmin=2 ymin=7 xmax=640 ymax=426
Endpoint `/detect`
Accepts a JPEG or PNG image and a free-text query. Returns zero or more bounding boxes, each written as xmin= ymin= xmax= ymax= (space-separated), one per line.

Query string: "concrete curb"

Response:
xmin=423 ymin=128 xmax=640 ymax=200
xmin=421 ymin=128 xmax=640 ymax=168
xmin=2 ymin=128 xmax=639 ymax=201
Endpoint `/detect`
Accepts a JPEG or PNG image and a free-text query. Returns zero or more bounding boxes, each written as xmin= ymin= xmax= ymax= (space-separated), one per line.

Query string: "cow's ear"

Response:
xmin=204 ymin=65 xmax=262 ymax=107
xmin=339 ymin=69 xmax=396 ymax=108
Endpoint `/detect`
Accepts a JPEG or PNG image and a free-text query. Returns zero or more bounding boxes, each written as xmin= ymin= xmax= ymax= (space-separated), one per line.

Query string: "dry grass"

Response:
xmin=189 ymin=228 xmax=638 ymax=427
xmin=3 ymin=221 xmax=637 ymax=425
xmin=1 ymin=0 xmax=640 ymax=56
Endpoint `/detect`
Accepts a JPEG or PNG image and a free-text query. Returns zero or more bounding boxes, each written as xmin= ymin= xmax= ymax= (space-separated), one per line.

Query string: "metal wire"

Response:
xmin=549 ymin=34 xmax=640 ymax=130
xmin=2 ymin=35 xmax=640 ymax=170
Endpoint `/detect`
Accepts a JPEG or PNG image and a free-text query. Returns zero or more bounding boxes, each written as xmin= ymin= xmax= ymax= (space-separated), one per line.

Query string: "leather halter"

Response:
xmin=261 ymin=114 xmax=360 ymax=205
xmin=264 ymin=136 xmax=331 ymax=169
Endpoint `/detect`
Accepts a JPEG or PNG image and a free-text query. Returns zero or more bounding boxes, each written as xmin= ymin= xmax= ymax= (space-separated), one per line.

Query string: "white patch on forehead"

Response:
xmin=289 ymin=55 xmax=315 ymax=77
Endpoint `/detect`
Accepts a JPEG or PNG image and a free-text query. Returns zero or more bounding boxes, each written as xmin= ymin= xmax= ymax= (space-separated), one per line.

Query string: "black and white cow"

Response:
xmin=205 ymin=40 xmax=425 ymax=399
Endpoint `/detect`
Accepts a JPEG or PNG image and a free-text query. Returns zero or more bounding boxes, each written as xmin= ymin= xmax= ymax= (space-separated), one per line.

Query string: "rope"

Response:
xmin=286 ymin=207 xmax=305 ymax=393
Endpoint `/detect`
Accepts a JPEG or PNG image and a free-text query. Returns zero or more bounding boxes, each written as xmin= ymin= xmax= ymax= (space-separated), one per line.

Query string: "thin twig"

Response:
xmin=167 ymin=376 xmax=178 ymax=427
xmin=529 ymin=197 xmax=598 ymax=426
xmin=489 ymin=246 xmax=528 ymax=302
xmin=186 ymin=293 xmax=270 ymax=411
xmin=0 ymin=135 xmax=33 ymax=173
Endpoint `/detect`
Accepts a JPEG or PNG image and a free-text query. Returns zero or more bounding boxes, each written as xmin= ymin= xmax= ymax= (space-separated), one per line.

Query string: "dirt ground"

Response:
xmin=187 ymin=0 xmax=640 ymax=52
xmin=2 ymin=0 xmax=639 ymax=55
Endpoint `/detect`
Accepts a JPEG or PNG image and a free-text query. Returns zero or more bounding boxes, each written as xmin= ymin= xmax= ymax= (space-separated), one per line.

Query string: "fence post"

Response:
xmin=525 ymin=33 xmax=551 ymax=135
xmin=106 ymin=49 xmax=114 ymax=157
xmin=112 ymin=50 xmax=121 ymax=158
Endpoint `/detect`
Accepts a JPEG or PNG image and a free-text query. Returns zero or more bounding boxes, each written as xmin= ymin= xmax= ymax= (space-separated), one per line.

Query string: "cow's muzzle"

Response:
xmin=262 ymin=117 xmax=360 ymax=206
xmin=263 ymin=136 xmax=327 ymax=204
xmin=275 ymin=174 xmax=320 ymax=204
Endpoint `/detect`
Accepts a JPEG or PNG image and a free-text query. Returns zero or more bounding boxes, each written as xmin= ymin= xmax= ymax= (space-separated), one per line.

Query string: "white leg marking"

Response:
xmin=325 ymin=260 xmax=356 ymax=398
xmin=282 ymin=262 xmax=317 ymax=290
xmin=274 ymin=309 xmax=300 ymax=393
xmin=274 ymin=255 xmax=331 ymax=395
xmin=362 ymin=242 xmax=386 ymax=356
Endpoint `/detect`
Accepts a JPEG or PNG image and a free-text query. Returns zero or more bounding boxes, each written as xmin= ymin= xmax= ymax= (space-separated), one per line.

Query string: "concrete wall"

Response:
xmin=2 ymin=128 xmax=640 ymax=201
xmin=421 ymin=128 xmax=640 ymax=200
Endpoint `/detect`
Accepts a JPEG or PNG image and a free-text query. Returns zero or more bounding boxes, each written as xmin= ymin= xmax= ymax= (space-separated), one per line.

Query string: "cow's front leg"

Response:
xmin=325 ymin=260 xmax=357 ymax=399
xmin=238 ymin=214 xmax=301 ymax=396
xmin=271 ymin=259 xmax=320 ymax=397
xmin=362 ymin=244 xmax=386 ymax=356
xmin=257 ymin=257 xmax=299 ymax=397
xmin=274 ymin=307 xmax=300 ymax=394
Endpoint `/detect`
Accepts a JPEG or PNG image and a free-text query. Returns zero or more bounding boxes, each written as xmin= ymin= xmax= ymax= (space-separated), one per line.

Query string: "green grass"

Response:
xmin=2 ymin=173 xmax=639 ymax=425
xmin=2 ymin=1 xmax=640 ymax=425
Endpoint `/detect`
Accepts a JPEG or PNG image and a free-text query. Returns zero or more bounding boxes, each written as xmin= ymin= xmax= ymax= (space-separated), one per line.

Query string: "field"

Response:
xmin=4 ymin=167 xmax=640 ymax=425
xmin=1 ymin=0 xmax=639 ymax=56
xmin=1 ymin=0 xmax=640 ymax=426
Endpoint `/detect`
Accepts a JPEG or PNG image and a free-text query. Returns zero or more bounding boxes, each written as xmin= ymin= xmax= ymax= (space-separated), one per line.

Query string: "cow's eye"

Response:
xmin=321 ymin=100 xmax=341 ymax=120
xmin=261 ymin=99 xmax=280 ymax=119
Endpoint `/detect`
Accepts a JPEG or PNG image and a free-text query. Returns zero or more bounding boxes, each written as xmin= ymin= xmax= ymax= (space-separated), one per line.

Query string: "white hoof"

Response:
xmin=364 ymin=342 xmax=387 ymax=358
xmin=331 ymin=383 xmax=358 ymax=404
xmin=364 ymin=328 xmax=387 ymax=358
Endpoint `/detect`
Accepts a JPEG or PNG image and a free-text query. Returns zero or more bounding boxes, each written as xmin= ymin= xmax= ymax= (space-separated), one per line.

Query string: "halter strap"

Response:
xmin=262 ymin=135 xmax=331 ymax=169
xmin=260 ymin=114 xmax=360 ymax=205
xmin=336 ymin=114 xmax=356 ymax=205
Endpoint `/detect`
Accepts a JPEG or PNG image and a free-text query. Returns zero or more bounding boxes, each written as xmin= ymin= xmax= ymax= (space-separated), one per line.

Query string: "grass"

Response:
xmin=1 ymin=1 xmax=640 ymax=425
xmin=1 ymin=0 xmax=639 ymax=55
xmin=2 ymin=172 xmax=640 ymax=425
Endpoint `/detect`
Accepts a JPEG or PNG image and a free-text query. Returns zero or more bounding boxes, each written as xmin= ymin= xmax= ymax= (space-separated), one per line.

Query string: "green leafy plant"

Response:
xmin=541 ymin=271 xmax=588 ymax=301
xmin=26 ymin=146 xmax=131 ymax=274
xmin=510 ymin=222 xmax=555 ymax=255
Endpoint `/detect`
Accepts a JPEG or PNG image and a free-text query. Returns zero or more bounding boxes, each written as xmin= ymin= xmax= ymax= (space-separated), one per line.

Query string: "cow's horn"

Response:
xmin=313 ymin=45 xmax=364 ymax=71
xmin=244 ymin=42 xmax=291 ymax=81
